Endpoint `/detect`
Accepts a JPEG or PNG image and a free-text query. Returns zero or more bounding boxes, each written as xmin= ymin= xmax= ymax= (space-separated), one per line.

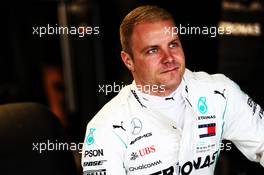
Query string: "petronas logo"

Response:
xmin=86 ymin=128 xmax=96 ymax=145
xmin=197 ymin=97 xmax=208 ymax=114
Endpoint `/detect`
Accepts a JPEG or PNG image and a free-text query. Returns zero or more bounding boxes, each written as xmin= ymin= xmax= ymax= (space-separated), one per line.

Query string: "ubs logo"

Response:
xmin=131 ymin=118 xmax=142 ymax=135
xmin=130 ymin=145 xmax=156 ymax=160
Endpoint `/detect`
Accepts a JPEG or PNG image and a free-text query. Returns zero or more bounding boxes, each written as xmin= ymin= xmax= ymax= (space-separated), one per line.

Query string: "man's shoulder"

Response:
xmin=184 ymin=69 xmax=231 ymax=84
xmin=101 ymin=83 xmax=132 ymax=112
xmin=183 ymin=69 xmax=241 ymax=98
xmin=89 ymin=84 xmax=132 ymax=125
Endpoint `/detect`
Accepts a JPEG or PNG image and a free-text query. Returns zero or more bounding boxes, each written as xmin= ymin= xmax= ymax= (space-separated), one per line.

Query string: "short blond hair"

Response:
xmin=120 ymin=5 xmax=174 ymax=56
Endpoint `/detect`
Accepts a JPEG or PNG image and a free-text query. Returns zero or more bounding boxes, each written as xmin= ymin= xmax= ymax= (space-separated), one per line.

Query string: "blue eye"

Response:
xmin=147 ymin=48 xmax=157 ymax=54
xmin=169 ymin=42 xmax=178 ymax=48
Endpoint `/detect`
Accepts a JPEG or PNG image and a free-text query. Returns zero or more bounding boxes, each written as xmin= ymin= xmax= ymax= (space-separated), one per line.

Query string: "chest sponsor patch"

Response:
xmin=150 ymin=151 xmax=218 ymax=175
xmin=198 ymin=123 xmax=216 ymax=138
xmin=130 ymin=145 xmax=156 ymax=160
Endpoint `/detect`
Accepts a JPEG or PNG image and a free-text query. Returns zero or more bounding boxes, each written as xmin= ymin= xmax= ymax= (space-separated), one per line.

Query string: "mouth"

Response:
xmin=160 ymin=67 xmax=178 ymax=74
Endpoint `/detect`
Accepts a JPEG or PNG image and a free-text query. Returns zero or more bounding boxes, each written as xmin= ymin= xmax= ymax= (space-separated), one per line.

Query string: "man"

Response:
xmin=82 ymin=5 xmax=264 ymax=175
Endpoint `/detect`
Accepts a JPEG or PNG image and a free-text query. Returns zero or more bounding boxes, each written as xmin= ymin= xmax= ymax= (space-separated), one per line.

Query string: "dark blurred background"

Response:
xmin=2 ymin=0 xmax=264 ymax=174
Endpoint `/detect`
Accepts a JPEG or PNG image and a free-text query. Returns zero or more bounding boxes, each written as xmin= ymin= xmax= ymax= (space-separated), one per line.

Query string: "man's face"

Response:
xmin=122 ymin=20 xmax=185 ymax=95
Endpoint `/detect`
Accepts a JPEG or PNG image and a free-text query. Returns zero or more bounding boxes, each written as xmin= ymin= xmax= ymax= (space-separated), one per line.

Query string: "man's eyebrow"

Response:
xmin=169 ymin=37 xmax=179 ymax=43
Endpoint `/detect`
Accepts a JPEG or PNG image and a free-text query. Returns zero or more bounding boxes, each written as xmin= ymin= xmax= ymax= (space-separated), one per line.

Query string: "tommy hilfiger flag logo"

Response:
xmin=198 ymin=123 xmax=216 ymax=138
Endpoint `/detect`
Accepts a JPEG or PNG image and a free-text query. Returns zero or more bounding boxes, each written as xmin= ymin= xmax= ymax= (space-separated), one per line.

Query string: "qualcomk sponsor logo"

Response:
xmin=83 ymin=160 xmax=107 ymax=167
xmin=150 ymin=151 xmax=218 ymax=175
xmin=84 ymin=149 xmax=104 ymax=158
xmin=130 ymin=132 xmax=152 ymax=145
xmin=198 ymin=115 xmax=216 ymax=120
xmin=130 ymin=145 xmax=156 ymax=160
xmin=198 ymin=123 xmax=216 ymax=138
xmin=84 ymin=169 xmax=106 ymax=175
xmin=129 ymin=160 xmax=162 ymax=172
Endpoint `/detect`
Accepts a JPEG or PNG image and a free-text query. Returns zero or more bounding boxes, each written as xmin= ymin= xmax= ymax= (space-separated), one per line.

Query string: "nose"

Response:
xmin=160 ymin=48 xmax=174 ymax=64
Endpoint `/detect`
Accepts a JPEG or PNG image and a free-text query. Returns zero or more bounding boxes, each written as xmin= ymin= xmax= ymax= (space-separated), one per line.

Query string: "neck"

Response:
xmin=150 ymin=88 xmax=176 ymax=97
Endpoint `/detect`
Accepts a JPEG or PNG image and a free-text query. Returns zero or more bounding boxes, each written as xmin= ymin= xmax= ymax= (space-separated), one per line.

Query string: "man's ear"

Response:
xmin=121 ymin=51 xmax=135 ymax=71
